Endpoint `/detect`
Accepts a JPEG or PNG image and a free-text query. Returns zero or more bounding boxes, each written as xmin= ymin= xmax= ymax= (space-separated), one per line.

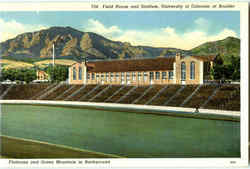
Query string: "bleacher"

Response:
xmin=150 ymin=85 xmax=181 ymax=106
xmin=3 ymin=84 xmax=51 ymax=100
xmin=184 ymin=84 xmax=218 ymax=108
xmin=41 ymin=84 xmax=72 ymax=100
xmin=57 ymin=85 xmax=82 ymax=100
xmin=223 ymin=88 xmax=240 ymax=111
xmin=68 ymin=85 xmax=97 ymax=101
xmin=166 ymin=85 xmax=197 ymax=107
xmin=0 ymin=84 xmax=9 ymax=97
xmin=92 ymin=85 xmax=122 ymax=102
xmin=204 ymin=84 xmax=240 ymax=111
xmin=118 ymin=86 xmax=148 ymax=104
xmin=136 ymin=85 xmax=163 ymax=105
xmin=0 ymin=83 xmax=241 ymax=111
xmin=80 ymin=85 xmax=108 ymax=101
xmin=106 ymin=85 xmax=134 ymax=103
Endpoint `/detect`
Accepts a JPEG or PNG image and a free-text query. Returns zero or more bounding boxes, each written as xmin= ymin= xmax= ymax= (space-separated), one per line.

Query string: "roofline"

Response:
xmin=190 ymin=55 xmax=216 ymax=61
xmin=86 ymin=56 xmax=175 ymax=64
xmin=69 ymin=54 xmax=215 ymax=68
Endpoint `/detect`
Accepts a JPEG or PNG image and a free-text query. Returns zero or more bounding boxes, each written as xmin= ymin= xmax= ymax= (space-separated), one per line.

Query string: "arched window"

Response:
xmin=138 ymin=72 xmax=141 ymax=81
xmin=162 ymin=72 xmax=167 ymax=80
xmin=143 ymin=72 xmax=148 ymax=81
xmin=79 ymin=67 xmax=82 ymax=80
xmin=155 ymin=72 xmax=160 ymax=80
xmin=91 ymin=73 xmax=95 ymax=80
xmin=73 ymin=67 xmax=76 ymax=80
xmin=181 ymin=62 xmax=186 ymax=80
xmin=149 ymin=72 xmax=154 ymax=80
xmin=190 ymin=61 xmax=195 ymax=80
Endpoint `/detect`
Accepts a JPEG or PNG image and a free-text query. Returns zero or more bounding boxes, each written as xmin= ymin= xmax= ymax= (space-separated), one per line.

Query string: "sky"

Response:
xmin=0 ymin=11 xmax=240 ymax=50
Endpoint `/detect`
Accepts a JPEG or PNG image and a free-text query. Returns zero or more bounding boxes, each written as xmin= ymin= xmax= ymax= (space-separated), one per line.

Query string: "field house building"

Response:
xmin=68 ymin=53 xmax=215 ymax=85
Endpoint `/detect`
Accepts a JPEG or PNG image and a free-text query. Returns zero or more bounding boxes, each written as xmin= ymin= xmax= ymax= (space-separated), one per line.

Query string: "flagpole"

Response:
xmin=52 ymin=43 xmax=55 ymax=66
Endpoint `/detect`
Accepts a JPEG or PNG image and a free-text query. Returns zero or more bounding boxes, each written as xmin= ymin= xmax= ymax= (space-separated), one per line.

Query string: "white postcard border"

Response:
xmin=0 ymin=1 xmax=248 ymax=168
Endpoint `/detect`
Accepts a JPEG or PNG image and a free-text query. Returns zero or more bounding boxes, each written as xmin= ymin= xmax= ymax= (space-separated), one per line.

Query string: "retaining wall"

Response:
xmin=0 ymin=100 xmax=240 ymax=117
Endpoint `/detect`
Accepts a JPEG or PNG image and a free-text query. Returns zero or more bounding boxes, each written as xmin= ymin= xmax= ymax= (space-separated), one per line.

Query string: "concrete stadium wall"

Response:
xmin=0 ymin=100 xmax=240 ymax=117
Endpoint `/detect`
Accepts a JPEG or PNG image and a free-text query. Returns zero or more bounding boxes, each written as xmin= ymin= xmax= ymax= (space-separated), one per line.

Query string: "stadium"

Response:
xmin=0 ymin=12 xmax=241 ymax=159
xmin=0 ymin=81 xmax=240 ymax=158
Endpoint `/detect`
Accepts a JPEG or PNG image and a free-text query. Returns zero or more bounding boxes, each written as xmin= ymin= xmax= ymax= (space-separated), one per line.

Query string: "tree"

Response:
xmin=211 ymin=54 xmax=240 ymax=81
xmin=1 ymin=68 xmax=36 ymax=83
xmin=211 ymin=54 xmax=225 ymax=80
xmin=46 ymin=65 xmax=68 ymax=82
xmin=229 ymin=55 xmax=240 ymax=81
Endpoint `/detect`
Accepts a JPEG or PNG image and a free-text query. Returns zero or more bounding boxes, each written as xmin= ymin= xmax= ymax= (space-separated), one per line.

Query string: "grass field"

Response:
xmin=0 ymin=59 xmax=34 ymax=69
xmin=0 ymin=59 xmax=76 ymax=69
xmin=1 ymin=135 xmax=119 ymax=158
xmin=1 ymin=104 xmax=240 ymax=158
xmin=34 ymin=59 xmax=76 ymax=67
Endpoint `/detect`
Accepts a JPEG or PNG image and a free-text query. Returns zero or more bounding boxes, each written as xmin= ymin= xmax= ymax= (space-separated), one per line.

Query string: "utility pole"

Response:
xmin=52 ymin=43 xmax=55 ymax=66
xmin=52 ymin=36 xmax=64 ymax=67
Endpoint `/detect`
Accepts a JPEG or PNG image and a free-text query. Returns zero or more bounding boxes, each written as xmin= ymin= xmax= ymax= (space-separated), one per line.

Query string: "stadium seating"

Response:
xmin=92 ymin=85 xmax=122 ymax=102
xmin=136 ymin=85 xmax=163 ymax=105
xmin=118 ymin=86 xmax=148 ymax=104
xmin=0 ymin=83 xmax=240 ymax=111
xmin=204 ymin=84 xmax=239 ymax=110
xmin=150 ymin=85 xmax=182 ymax=106
xmin=184 ymin=84 xmax=217 ymax=108
xmin=223 ymin=88 xmax=240 ymax=111
xmin=166 ymin=85 xmax=197 ymax=107
xmin=80 ymin=85 xmax=108 ymax=101
xmin=106 ymin=85 xmax=134 ymax=103
xmin=3 ymin=84 xmax=51 ymax=100
xmin=42 ymin=84 xmax=73 ymax=100
xmin=68 ymin=85 xmax=97 ymax=101
xmin=56 ymin=85 xmax=83 ymax=100
xmin=0 ymin=84 xmax=9 ymax=96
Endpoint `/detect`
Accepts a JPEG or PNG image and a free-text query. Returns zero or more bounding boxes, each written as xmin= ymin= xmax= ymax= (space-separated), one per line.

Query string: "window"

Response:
xmin=190 ymin=61 xmax=195 ymax=80
xmin=87 ymin=73 xmax=90 ymax=80
xmin=169 ymin=71 xmax=173 ymax=80
xmin=96 ymin=73 xmax=99 ymax=81
xmin=143 ymin=72 xmax=148 ymax=81
xmin=73 ymin=67 xmax=76 ymax=80
xmin=78 ymin=67 xmax=82 ymax=80
xmin=121 ymin=72 xmax=125 ymax=83
xmin=181 ymin=62 xmax=186 ymax=80
xmin=121 ymin=72 xmax=125 ymax=79
xmin=110 ymin=72 xmax=114 ymax=81
xmin=106 ymin=72 xmax=109 ymax=81
xmin=138 ymin=72 xmax=141 ymax=81
xmin=126 ymin=72 xmax=130 ymax=81
xmin=132 ymin=72 xmax=136 ymax=81
xmin=155 ymin=72 xmax=160 ymax=80
xmin=101 ymin=73 xmax=104 ymax=80
xmin=162 ymin=72 xmax=167 ymax=80
xmin=150 ymin=72 xmax=154 ymax=80
xmin=115 ymin=72 xmax=119 ymax=81
xmin=91 ymin=73 xmax=95 ymax=80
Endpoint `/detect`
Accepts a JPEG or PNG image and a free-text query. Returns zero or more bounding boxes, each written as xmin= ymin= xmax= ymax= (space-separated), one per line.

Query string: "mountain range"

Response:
xmin=0 ymin=26 xmax=240 ymax=65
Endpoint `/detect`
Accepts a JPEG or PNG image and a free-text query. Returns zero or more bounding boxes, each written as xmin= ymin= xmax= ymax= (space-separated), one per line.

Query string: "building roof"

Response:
xmin=70 ymin=54 xmax=216 ymax=73
xmin=191 ymin=55 xmax=216 ymax=62
xmin=86 ymin=57 xmax=175 ymax=73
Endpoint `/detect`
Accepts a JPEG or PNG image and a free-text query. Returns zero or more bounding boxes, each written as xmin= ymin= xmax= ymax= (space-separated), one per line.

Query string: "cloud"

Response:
xmin=0 ymin=17 xmax=237 ymax=50
xmin=85 ymin=19 xmax=122 ymax=37
xmin=194 ymin=17 xmax=211 ymax=31
xmin=84 ymin=18 xmax=238 ymax=50
xmin=0 ymin=18 xmax=48 ymax=42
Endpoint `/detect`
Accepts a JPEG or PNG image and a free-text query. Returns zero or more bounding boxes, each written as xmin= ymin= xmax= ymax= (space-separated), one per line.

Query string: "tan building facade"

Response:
xmin=36 ymin=70 xmax=49 ymax=81
xmin=68 ymin=54 xmax=215 ymax=85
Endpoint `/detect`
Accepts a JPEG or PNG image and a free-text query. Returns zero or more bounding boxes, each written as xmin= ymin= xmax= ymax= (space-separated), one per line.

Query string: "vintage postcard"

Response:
xmin=0 ymin=1 xmax=248 ymax=168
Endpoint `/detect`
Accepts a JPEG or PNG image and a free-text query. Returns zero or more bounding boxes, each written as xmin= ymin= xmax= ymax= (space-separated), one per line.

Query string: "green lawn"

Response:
xmin=1 ymin=104 xmax=240 ymax=158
